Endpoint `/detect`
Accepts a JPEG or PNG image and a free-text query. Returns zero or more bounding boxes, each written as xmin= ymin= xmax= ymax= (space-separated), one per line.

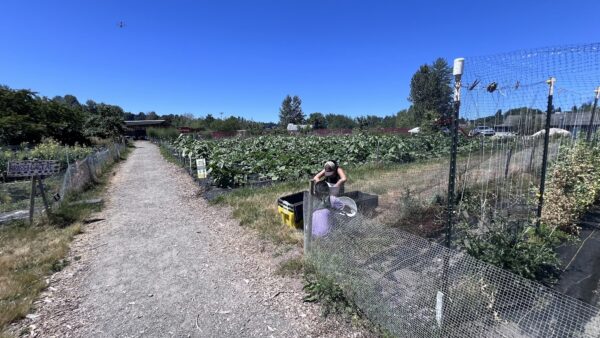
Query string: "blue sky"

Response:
xmin=1 ymin=1 xmax=598 ymax=122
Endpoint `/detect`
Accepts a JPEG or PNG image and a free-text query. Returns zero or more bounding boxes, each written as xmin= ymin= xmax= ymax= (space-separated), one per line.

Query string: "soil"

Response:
xmin=8 ymin=141 xmax=369 ymax=337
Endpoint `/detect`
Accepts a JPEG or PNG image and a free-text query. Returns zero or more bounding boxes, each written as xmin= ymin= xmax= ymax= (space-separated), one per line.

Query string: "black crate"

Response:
xmin=277 ymin=191 xmax=305 ymax=226
xmin=341 ymin=191 xmax=379 ymax=213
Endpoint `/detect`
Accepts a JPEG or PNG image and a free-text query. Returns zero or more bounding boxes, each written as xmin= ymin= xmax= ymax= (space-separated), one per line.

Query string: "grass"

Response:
xmin=206 ymin=159 xmax=447 ymax=245
xmin=0 ymin=176 xmax=63 ymax=214
xmin=213 ymin=181 xmax=305 ymax=244
xmin=159 ymin=143 xmax=183 ymax=167
xmin=275 ymin=256 xmax=304 ymax=276
xmin=0 ymin=221 xmax=82 ymax=331
xmin=0 ymin=143 xmax=131 ymax=335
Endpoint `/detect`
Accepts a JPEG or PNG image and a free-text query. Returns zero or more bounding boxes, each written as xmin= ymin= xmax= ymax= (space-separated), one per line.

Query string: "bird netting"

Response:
xmin=305 ymin=43 xmax=600 ymax=337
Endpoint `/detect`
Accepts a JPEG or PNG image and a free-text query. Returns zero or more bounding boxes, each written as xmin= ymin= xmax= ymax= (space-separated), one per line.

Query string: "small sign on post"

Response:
xmin=7 ymin=160 xmax=60 ymax=224
xmin=196 ymin=158 xmax=207 ymax=179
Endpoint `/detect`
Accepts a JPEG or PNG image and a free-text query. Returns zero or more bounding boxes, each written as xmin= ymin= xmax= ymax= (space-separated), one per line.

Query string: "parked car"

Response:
xmin=469 ymin=126 xmax=495 ymax=137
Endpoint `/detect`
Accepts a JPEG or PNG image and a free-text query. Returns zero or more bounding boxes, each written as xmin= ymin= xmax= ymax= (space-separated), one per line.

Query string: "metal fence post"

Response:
xmin=304 ymin=180 xmax=315 ymax=256
xmin=504 ymin=147 xmax=513 ymax=179
xmin=446 ymin=58 xmax=464 ymax=248
xmin=29 ymin=175 xmax=37 ymax=225
xmin=585 ymin=86 xmax=600 ymax=143
xmin=536 ymin=77 xmax=555 ymax=229
xmin=440 ymin=57 xmax=464 ymax=336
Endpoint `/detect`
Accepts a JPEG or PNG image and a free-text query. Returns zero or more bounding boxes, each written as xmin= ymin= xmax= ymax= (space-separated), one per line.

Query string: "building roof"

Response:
xmin=124 ymin=120 xmax=166 ymax=126
xmin=551 ymin=112 xmax=600 ymax=127
xmin=494 ymin=112 xmax=600 ymax=128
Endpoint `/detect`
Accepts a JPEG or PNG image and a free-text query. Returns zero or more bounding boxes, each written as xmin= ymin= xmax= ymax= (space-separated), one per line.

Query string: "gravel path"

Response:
xmin=11 ymin=142 xmax=367 ymax=337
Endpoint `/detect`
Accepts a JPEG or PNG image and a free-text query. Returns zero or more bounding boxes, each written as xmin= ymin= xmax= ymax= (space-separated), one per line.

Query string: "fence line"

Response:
xmin=0 ymin=143 xmax=125 ymax=222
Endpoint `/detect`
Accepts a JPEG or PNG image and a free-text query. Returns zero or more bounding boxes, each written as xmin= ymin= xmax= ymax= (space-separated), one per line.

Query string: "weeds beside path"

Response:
xmin=0 ymin=144 xmax=130 ymax=337
xmin=7 ymin=141 xmax=366 ymax=337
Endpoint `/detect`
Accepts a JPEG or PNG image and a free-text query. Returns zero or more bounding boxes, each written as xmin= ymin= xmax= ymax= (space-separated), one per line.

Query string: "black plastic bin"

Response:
xmin=277 ymin=190 xmax=379 ymax=228
xmin=341 ymin=191 xmax=379 ymax=213
xmin=277 ymin=191 xmax=305 ymax=228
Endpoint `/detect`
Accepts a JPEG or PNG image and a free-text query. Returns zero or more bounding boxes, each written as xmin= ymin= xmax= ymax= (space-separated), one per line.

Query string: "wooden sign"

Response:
xmin=7 ymin=160 xmax=60 ymax=178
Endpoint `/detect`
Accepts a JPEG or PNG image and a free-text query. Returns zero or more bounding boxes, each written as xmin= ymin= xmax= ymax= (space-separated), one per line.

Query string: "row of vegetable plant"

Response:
xmin=170 ymin=133 xmax=482 ymax=188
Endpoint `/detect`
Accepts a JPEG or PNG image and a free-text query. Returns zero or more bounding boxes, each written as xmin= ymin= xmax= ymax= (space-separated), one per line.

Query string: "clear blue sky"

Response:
xmin=1 ymin=0 xmax=598 ymax=122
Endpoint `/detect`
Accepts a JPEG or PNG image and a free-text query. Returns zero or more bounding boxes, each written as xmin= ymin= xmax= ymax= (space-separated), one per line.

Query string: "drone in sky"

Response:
xmin=117 ymin=21 xmax=126 ymax=29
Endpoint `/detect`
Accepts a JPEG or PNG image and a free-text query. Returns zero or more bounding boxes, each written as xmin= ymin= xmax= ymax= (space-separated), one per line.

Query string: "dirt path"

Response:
xmin=11 ymin=142 xmax=365 ymax=337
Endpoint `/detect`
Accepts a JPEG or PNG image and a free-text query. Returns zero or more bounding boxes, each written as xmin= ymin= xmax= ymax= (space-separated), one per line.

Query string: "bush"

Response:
xmin=463 ymin=222 xmax=562 ymax=285
xmin=542 ymin=141 xmax=600 ymax=234
xmin=147 ymin=127 xmax=180 ymax=140
xmin=0 ymin=139 xmax=93 ymax=174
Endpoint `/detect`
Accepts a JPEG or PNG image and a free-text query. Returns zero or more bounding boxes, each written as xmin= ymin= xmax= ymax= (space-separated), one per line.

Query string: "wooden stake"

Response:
xmin=29 ymin=175 xmax=37 ymax=225
xmin=38 ymin=177 xmax=51 ymax=218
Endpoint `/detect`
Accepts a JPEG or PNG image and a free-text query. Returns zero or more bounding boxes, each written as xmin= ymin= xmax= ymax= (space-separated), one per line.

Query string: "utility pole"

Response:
xmin=536 ymin=77 xmax=556 ymax=229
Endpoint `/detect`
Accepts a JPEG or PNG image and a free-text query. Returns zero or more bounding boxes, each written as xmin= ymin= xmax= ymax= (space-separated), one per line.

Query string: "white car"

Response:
xmin=469 ymin=126 xmax=495 ymax=137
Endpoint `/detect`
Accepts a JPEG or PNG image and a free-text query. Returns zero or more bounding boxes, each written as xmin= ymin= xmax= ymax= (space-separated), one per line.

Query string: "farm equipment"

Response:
xmin=277 ymin=190 xmax=379 ymax=228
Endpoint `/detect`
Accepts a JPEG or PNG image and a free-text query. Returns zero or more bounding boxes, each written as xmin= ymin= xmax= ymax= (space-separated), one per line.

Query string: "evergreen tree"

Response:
xmin=290 ymin=95 xmax=305 ymax=124
xmin=307 ymin=112 xmax=327 ymax=129
xmin=278 ymin=95 xmax=293 ymax=126
xmin=408 ymin=58 xmax=452 ymax=127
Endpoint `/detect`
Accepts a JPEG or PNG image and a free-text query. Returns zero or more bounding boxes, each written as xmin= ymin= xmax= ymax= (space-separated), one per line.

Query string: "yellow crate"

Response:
xmin=278 ymin=205 xmax=301 ymax=228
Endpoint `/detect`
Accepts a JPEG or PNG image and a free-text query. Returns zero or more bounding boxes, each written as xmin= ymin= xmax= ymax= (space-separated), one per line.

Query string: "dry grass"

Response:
xmin=215 ymin=182 xmax=305 ymax=244
xmin=0 ymin=222 xmax=81 ymax=330
xmin=211 ymin=143 xmax=554 ymax=247
xmin=0 ymin=144 xmax=131 ymax=335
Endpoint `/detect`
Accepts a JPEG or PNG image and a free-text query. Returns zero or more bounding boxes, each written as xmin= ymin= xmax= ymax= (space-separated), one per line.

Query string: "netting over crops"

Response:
xmin=305 ymin=43 xmax=600 ymax=337
xmin=455 ymin=43 xmax=600 ymax=240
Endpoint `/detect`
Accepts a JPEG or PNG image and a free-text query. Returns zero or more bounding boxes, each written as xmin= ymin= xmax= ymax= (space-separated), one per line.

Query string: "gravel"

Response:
xmin=8 ymin=141 xmax=369 ymax=337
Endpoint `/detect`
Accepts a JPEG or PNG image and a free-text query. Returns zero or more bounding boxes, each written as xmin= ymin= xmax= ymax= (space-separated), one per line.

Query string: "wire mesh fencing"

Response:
xmin=304 ymin=43 xmax=600 ymax=337
xmin=0 ymin=143 xmax=125 ymax=222
xmin=305 ymin=210 xmax=600 ymax=337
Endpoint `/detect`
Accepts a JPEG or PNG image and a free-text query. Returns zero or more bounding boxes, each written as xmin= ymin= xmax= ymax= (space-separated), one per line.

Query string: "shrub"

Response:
xmin=542 ymin=141 xmax=600 ymax=234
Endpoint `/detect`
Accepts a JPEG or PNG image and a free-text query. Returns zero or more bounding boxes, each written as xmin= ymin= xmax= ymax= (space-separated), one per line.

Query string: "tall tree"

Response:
xmin=408 ymin=58 xmax=452 ymax=128
xmin=290 ymin=95 xmax=305 ymax=124
xmin=84 ymin=103 xmax=125 ymax=139
xmin=279 ymin=95 xmax=294 ymax=126
xmin=325 ymin=114 xmax=357 ymax=129
xmin=0 ymin=87 xmax=45 ymax=144
xmin=307 ymin=112 xmax=327 ymax=129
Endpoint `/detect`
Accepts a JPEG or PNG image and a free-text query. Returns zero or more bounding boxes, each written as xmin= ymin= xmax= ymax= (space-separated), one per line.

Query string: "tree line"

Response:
xmin=1 ymin=57 xmax=457 ymax=145
xmin=0 ymin=86 xmax=124 ymax=145
xmin=278 ymin=58 xmax=455 ymax=131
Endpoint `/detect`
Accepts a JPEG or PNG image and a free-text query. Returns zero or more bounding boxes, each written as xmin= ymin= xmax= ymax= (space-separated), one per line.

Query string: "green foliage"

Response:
xmin=147 ymin=127 xmax=180 ymax=140
xmin=542 ymin=141 xmax=600 ymax=234
xmin=463 ymin=223 xmax=562 ymax=285
xmin=307 ymin=112 xmax=328 ymax=129
xmin=408 ymin=58 xmax=453 ymax=127
xmin=0 ymin=85 xmax=126 ymax=146
xmin=0 ymin=139 xmax=93 ymax=173
xmin=279 ymin=95 xmax=305 ymax=126
xmin=454 ymin=178 xmax=560 ymax=285
xmin=324 ymin=113 xmax=357 ymax=129
xmin=84 ymin=101 xmax=125 ymax=139
xmin=303 ymin=265 xmax=357 ymax=318
xmin=395 ymin=109 xmax=416 ymax=128
xmin=0 ymin=87 xmax=48 ymax=145
xmin=171 ymin=133 xmax=480 ymax=188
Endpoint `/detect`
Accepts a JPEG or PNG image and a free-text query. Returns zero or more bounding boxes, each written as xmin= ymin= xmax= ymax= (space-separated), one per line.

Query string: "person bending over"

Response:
xmin=313 ymin=160 xmax=347 ymax=196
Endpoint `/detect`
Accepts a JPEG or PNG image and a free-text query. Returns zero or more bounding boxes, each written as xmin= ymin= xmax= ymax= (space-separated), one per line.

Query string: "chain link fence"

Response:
xmin=0 ymin=143 xmax=125 ymax=223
